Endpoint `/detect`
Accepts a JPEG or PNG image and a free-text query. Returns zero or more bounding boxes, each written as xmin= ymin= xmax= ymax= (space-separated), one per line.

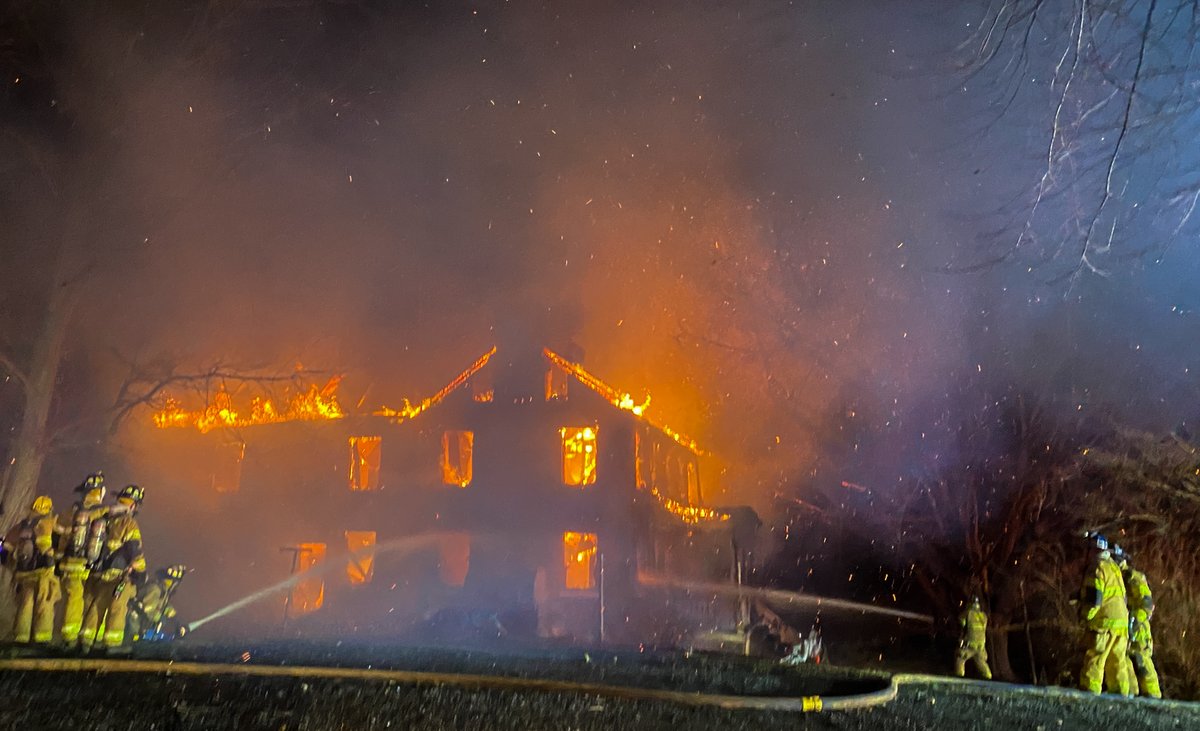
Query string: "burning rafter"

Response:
xmin=374 ymin=346 xmax=498 ymax=423
xmin=542 ymin=348 xmax=703 ymax=456
xmin=153 ymin=376 xmax=345 ymax=433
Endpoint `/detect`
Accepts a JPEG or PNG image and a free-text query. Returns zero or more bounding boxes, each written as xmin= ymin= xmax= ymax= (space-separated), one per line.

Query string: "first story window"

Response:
xmin=349 ymin=436 xmax=382 ymax=491
xmin=560 ymin=426 xmax=598 ymax=486
xmin=438 ymin=532 xmax=471 ymax=587
xmin=289 ymin=542 xmax=326 ymax=615
xmin=345 ymin=531 xmax=376 ymax=584
xmin=441 ymin=430 xmax=474 ymax=487
xmin=563 ymin=531 xmax=598 ymax=591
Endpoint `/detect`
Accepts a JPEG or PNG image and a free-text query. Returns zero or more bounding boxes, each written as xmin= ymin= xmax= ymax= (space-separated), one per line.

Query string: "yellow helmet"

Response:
xmin=31 ymin=496 xmax=52 ymax=515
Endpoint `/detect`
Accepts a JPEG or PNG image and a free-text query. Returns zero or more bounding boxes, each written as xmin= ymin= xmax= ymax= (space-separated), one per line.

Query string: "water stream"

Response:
xmin=187 ymin=533 xmax=450 ymax=632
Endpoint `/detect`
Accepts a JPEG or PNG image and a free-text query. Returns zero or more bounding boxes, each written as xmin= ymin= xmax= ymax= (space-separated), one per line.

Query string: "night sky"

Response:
xmin=2 ymin=0 xmax=1198 ymax=515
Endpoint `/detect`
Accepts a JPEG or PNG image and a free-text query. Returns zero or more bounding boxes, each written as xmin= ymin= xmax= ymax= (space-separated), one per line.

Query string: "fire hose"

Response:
xmin=0 ymin=657 xmax=904 ymax=713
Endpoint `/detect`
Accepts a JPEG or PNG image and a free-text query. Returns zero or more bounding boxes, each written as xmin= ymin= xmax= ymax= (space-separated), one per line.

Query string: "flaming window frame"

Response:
xmin=290 ymin=542 xmax=327 ymax=614
xmin=441 ymin=430 xmax=474 ymax=488
xmin=562 ymin=530 xmax=599 ymax=592
xmin=560 ymin=426 xmax=598 ymax=487
xmin=348 ymin=436 xmax=383 ymax=491
xmin=345 ymin=530 xmax=377 ymax=585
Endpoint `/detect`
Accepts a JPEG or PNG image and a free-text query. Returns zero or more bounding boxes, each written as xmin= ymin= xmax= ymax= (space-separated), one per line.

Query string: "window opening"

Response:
xmin=290 ymin=542 xmax=326 ymax=614
xmin=561 ymin=426 xmax=598 ymax=486
xmin=438 ymin=532 xmax=471 ymax=587
xmin=563 ymin=531 xmax=598 ymax=590
xmin=441 ymin=431 xmax=474 ymax=487
xmin=545 ymin=366 xmax=569 ymax=401
xmin=345 ymin=531 xmax=376 ymax=584
xmin=349 ymin=436 xmax=382 ymax=491
xmin=213 ymin=439 xmax=245 ymax=493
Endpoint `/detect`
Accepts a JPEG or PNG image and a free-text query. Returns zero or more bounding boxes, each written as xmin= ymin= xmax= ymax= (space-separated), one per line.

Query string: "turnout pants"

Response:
xmin=954 ymin=642 xmax=993 ymax=679
xmin=79 ymin=576 xmax=135 ymax=650
xmin=59 ymin=559 xmax=89 ymax=643
xmin=12 ymin=567 xmax=60 ymax=643
xmin=1130 ymin=643 xmax=1162 ymax=698
xmin=1080 ymin=628 xmax=1131 ymax=695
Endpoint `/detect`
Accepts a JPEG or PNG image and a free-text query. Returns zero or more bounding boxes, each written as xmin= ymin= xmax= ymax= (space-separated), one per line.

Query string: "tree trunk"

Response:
xmin=989 ymin=609 xmax=1017 ymax=682
xmin=0 ymin=281 xmax=76 ymax=532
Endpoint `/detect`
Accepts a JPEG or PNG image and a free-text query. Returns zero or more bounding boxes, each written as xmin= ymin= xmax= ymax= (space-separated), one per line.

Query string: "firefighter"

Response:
xmin=1 ymin=496 xmax=61 ymax=644
xmin=128 ymin=564 xmax=189 ymax=641
xmin=57 ymin=472 xmax=109 ymax=645
xmin=1115 ymin=546 xmax=1162 ymax=698
xmin=954 ymin=594 xmax=992 ymax=680
xmin=1078 ymin=532 xmax=1132 ymax=695
xmin=79 ymin=485 xmax=146 ymax=653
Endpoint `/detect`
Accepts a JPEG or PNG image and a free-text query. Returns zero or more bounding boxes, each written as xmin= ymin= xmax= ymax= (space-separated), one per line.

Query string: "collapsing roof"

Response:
xmin=151 ymin=345 xmax=726 ymax=523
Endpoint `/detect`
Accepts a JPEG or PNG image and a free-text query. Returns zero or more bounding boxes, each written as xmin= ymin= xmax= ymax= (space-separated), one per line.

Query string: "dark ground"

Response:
xmin=0 ymin=641 xmax=1193 ymax=730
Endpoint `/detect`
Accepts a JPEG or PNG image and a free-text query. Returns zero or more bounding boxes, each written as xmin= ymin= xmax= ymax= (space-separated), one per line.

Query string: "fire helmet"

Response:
xmin=31 ymin=496 xmax=52 ymax=516
xmin=1083 ymin=530 xmax=1108 ymax=552
xmin=161 ymin=564 xmax=189 ymax=581
xmin=1113 ymin=544 xmax=1130 ymax=566
xmin=76 ymin=472 xmax=105 ymax=493
xmin=118 ymin=484 xmax=145 ymax=504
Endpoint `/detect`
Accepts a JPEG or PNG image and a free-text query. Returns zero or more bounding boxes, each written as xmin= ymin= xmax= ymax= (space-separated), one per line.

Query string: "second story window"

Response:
xmin=441 ymin=430 xmax=474 ymax=487
xmin=560 ymin=426 xmax=598 ymax=486
xmin=545 ymin=367 xmax=569 ymax=401
xmin=349 ymin=436 xmax=382 ymax=491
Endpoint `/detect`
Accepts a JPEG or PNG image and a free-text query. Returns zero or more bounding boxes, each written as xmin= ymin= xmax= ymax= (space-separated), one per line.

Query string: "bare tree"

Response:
xmin=0 ymin=0 xmax=327 ymax=527
xmin=954 ymin=0 xmax=1200 ymax=285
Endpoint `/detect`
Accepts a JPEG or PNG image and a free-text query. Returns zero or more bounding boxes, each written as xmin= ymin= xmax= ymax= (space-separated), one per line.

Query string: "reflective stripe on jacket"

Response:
xmin=1085 ymin=556 xmax=1128 ymax=632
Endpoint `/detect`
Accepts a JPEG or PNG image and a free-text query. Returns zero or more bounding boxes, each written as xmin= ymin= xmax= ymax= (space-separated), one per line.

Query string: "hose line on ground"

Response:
xmin=0 ymin=658 xmax=901 ymax=713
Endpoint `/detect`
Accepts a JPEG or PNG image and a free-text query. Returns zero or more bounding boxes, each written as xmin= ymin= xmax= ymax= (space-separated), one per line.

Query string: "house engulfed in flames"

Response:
xmin=152 ymin=343 xmax=758 ymax=644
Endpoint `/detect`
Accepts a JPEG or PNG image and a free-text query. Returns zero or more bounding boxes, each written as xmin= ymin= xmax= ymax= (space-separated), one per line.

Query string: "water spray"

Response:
xmin=186 ymin=533 xmax=454 ymax=634
xmin=638 ymin=571 xmax=934 ymax=624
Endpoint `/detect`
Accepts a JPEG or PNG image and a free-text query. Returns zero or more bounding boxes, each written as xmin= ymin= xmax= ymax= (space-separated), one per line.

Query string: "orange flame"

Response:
xmin=542 ymin=348 xmax=701 ymax=455
xmin=153 ymin=376 xmax=345 ymax=433
xmin=648 ymin=486 xmax=729 ymax=524
xmin=375 ymin=346 xmax=497 ymax=423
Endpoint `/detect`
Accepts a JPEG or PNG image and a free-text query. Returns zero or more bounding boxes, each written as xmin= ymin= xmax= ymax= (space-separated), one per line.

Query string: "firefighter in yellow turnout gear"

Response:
xmin=57 ymin=472 xmax=110 ymax=644
xmin=1115 ymin=547 xmax=1162 ymax=698
xmin=1079 ymin=533 xmax=1132 ymax=695
xmin=2 ymin=496 xmax=61 ymax=643
xmin=128 ymin=564 xmax=189 ymax=641
xmin=954 ymin=595 xmax=993 ymax=679
xmin=79 ymin=485 xmax=147 ymax=652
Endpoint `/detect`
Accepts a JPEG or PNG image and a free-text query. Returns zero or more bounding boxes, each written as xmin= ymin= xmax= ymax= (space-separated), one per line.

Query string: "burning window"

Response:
xmin=290 ymin=542 xmax=326 ymax=615
xmin=560 ymin=426 xmax=598 ymax=486
xmin=545 ymin=366 xmax=569 ymax=401
xmin=441 ymin=431 xmax=474 ymax=487
xmin=349 ymin=436 xmax=382 ymax=491
xmin=686 ymin=461 xmax=700 ymax=505
xmin=438 ymin=532 xmax=471 ymax=587
xmin=212 ymin=439 xmax=245 ymax=493
xmin=563 ymin=531 xmax=598 ymax=591
xmin=345 ymin=531 xmax=376 ymax=584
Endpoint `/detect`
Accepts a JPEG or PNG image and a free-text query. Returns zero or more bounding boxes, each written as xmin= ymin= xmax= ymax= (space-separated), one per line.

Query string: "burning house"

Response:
xmin=151 ymin=343 xmax=758 ymax=645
